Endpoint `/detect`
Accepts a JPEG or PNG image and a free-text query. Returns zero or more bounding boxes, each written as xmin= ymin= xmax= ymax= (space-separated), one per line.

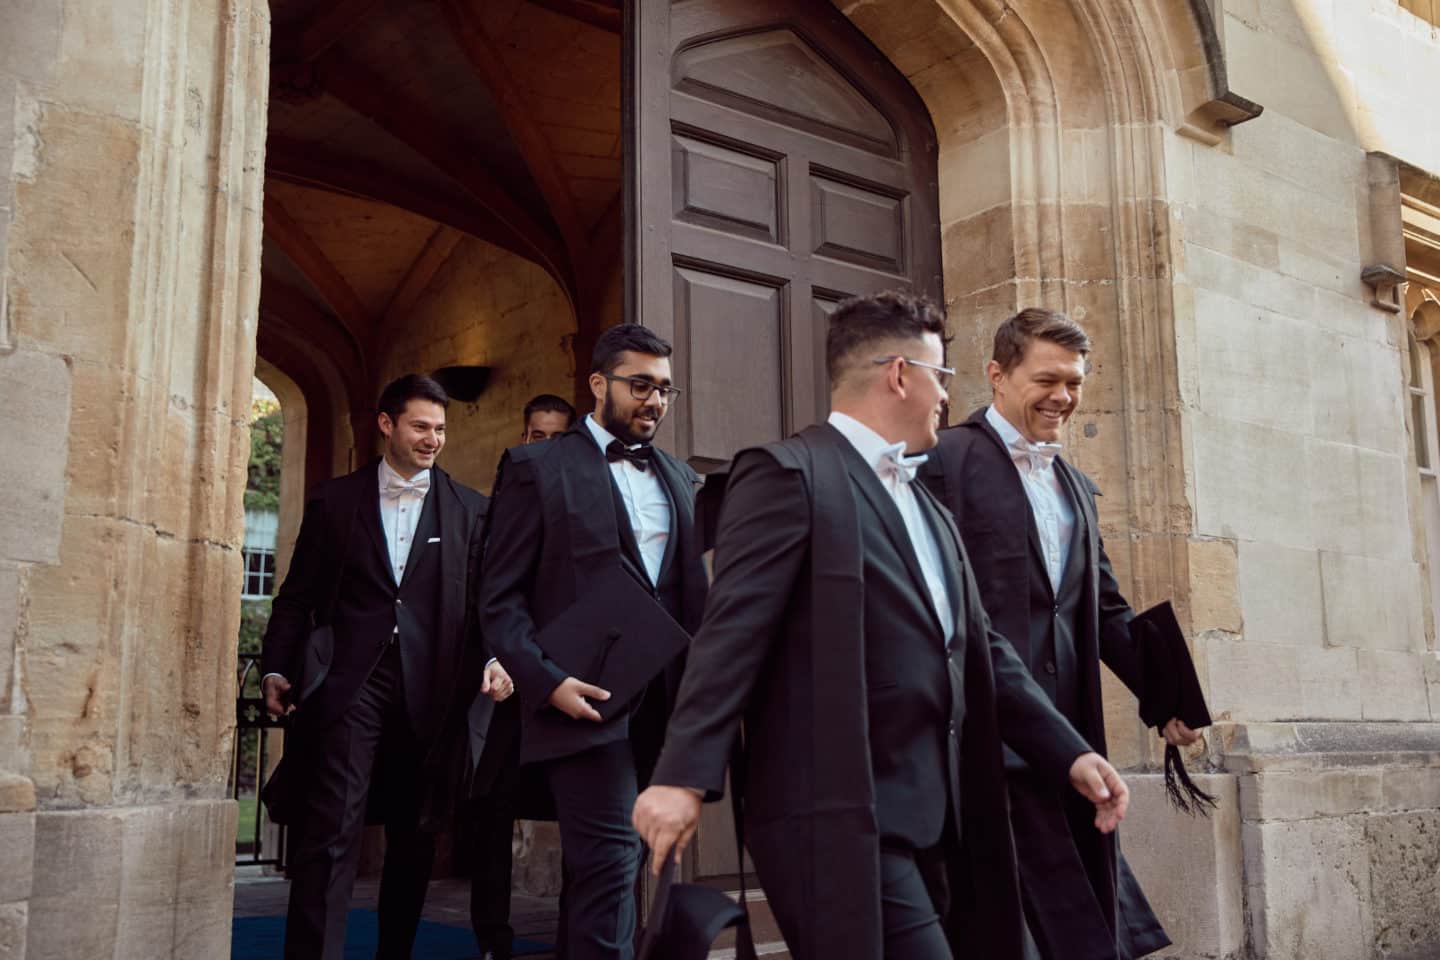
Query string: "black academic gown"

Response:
xmin=477 ymin=423 xmax=707 ymax=768
xmin=651 ymin=423 xmax=1094 ymax=960
xmin=920 ymin=408 xmax=1170 ymax=959
xmin=261 ymin=458 xmax=490 ymax=829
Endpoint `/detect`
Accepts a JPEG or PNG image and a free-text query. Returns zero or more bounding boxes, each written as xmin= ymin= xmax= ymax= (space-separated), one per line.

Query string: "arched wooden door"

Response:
xmin=626 ymin=0 xmax=942 ymax=470
xmin=624 ymin=0 xmax=944 ymax=886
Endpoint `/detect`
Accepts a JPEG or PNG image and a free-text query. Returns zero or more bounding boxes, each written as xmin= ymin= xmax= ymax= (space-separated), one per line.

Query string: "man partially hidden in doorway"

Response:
xmin=465 ymin=392 xmax=579 ymax=960
xmin=521 ymin=393 xmax=577 ymax=444
xmin=919 ymin=308 xmax=1200 ymax=959
xmin=633 ymin=292 xmax=1130 ymax=960
xmin=261 ymin=374 xmax=513 ymax=960
xmin=480 ymin=325 xmax=707 ymax=960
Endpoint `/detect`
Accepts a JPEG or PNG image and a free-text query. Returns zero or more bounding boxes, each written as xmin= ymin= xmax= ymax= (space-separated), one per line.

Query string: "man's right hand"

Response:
xmin=262 ymin=675 xmax=295 ymax=718
xmin=548 ymin=676 xmax=611 ymax=722
xmin=1068 ymin=751 xmax=1129 ymax=834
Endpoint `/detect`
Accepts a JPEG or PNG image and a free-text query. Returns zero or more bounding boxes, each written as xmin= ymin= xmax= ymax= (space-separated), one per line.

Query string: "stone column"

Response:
xmin=0 ymin=0 xmax=268 ymax=955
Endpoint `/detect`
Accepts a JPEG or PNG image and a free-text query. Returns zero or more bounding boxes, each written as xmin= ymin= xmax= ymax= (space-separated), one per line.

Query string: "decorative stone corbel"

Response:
xmin=1362 ymin=263 xmax=1406 ymax=314
xmin=1363 ymin=153 xmax=1408 ymax=313
xmin=1175 ymin=0 xmax=1264 ymax=144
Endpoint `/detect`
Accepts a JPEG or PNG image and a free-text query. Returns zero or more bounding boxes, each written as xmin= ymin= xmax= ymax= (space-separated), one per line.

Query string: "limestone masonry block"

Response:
xmin=1188 ymin=538 xmax=1241 ymax=635
xmin=0 ymin=813 xmax=35 ymax=903
xmin=0 ymin=350 xmax=70 ymax=564
xmin=1366 ymin=811 xmax=1440 ymax=960
xmin=1238 ymin=541 xmax=1324 ymax=647
xmin=1243 ymin=815 xmax=1374 ymax=960
xmin=1319 ymin=552 xmax=1425 ymax=652
xmin=0 ymin=902 xmax=26 ymax=960
xmin=1124 ymin=773 xmax=1243 ymax=959
xmin=1240 ymin=769 xmax=1385 ymax=822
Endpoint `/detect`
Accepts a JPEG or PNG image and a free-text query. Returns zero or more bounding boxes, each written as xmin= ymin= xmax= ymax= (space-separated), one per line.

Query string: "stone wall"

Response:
xmin=375 ymin=236 xmax=580 ymax=494
xmin=0 ymin=0 xmax=268 ymax=955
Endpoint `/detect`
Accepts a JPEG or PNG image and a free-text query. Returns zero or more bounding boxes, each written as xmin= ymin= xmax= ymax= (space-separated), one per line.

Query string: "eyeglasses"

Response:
xmin=602 ymin=374 xmax=683 ymax=404
xmin=872 ymin=356 xmax=956 ymax=392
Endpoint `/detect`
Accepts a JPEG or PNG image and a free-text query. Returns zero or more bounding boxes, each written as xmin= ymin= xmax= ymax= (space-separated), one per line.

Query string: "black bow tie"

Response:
xmin=606 ymin=439 xmax=654 ymax=472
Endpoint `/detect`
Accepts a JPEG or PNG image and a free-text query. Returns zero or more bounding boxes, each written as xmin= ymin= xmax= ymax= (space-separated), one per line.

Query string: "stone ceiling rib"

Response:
xmin=262 ymin=193 xmax=373 ymax=353
xmin=274 ymin=0 xmax=386 ymax=64
xmin=524 ymin=0 xmax=622 ymax=34
xmin=313 ymin=48 xmax=577 ymax=304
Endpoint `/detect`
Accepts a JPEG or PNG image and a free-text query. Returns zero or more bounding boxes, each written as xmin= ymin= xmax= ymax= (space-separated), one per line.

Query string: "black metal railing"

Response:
xmin=232 ymin=654 xmax=286 ymax=868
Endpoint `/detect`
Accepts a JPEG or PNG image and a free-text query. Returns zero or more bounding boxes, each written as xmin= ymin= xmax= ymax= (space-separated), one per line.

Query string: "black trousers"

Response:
xmin=284 ymin=644 xmax=436 ymax=960
xmin=469 ymin=768 xmax=517 ymax=955
xmin=544 ymin=739 xmax=642 ymax=960
xmin=880 ymin=845 xmax=954 ymax=960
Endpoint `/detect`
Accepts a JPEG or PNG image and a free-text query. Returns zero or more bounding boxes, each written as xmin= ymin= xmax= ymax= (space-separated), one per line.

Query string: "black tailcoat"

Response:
xmin=477 ymin=423 xmax=707 ymax=767
xmin=260 ymin=459 xmax=489 ymax=826
xmin=650 ymin=423 xmax=1093 ymax=960
xmin=920 ymin=408 xmax=1169 ymax=959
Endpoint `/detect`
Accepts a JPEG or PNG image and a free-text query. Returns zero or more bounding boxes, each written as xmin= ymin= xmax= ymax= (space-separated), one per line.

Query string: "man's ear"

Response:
xmin=377 ymin=412 xmax=394 ymax=439
xmin=985 ymin=359 xmax=1004 ymax=392
xmin=589 ymin=372 xmax=607 ymax=404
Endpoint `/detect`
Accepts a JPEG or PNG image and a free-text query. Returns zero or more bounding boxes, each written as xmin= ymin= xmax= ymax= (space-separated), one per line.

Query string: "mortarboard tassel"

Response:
xmin=1163 ymin=742 xmax=1218 ymax=817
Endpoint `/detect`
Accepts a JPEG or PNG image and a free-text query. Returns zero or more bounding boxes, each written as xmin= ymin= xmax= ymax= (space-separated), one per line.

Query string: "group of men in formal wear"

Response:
xmin=260 ymin=292 xmax=1200 ymax=960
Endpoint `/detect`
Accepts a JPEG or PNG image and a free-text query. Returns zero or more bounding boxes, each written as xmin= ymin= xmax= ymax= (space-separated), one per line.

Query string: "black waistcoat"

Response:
xmin=1023 ymin=479 xmax=1086 ymax=725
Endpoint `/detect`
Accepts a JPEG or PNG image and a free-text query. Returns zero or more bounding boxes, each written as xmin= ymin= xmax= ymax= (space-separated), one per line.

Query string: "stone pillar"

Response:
xmin=0 ymin=0 xmax=268 ymax=955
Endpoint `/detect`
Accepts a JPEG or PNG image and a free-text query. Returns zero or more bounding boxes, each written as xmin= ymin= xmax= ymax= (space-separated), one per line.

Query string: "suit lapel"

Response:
xmin=360 ymin=459 xmax=395 ymax=586
xmin=608 ymin=476 xmax=650 ymax=584
xmin=914 ymin=483 xmax=963 ymax=630
xmin=830 ymin=426 xmax=936 ymax=626
xmin=431 ymin=468 xmax=469 ymax=642
xmin=399 ymin=472 xmax=442 ymax=589
xmin=967 ymin=410 xmax=1052 ymax=596
xmin=650 ymin=450 xmax=691 ymax=581
xmin=557 ymin=426 xmax=630 ymax=575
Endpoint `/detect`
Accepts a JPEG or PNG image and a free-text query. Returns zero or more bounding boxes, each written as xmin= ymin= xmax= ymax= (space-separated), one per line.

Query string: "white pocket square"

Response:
xmin=427 ymin=537 xmax=441 ymax=543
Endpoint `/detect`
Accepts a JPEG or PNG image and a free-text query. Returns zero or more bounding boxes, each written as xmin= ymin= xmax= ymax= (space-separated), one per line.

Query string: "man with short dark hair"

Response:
xmin=634 ymin=291 xmax=1129 ymax=960
xmin=919 ymin=307 xmax=1198 ymax=959
xmin=262 ymin=374 xmax=512 ymax=960
xmin=521 ymin=393 xmax=577 ymax=443
xmin=480 ymin=324 xmax=708 ymax=960
xmin=464 ymin=391 xmax=580 ymax=960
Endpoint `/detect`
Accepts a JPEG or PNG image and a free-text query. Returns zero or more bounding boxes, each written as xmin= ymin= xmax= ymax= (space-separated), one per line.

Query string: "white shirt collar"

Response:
xmin=583 ymin=412 xmax=613 ymax=450
xmin=378 ymin=456 xmax=430 ymax=491
xmin=827 ymin=411 xmax=914 ymax=471
xmin=984 ymin=404 xmax=1027 ymax=448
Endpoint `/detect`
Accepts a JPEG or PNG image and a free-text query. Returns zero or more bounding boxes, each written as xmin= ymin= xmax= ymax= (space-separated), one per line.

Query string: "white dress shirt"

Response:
xmin=828 ymin=411 xmax=954 ymax=645
xmin=379 ymin=458 xmax=430 ymax=585
xmin=585 ymin=414 xmax=671 ymax=584
xmin=985 ymin=405 xmax=1074 ymax=592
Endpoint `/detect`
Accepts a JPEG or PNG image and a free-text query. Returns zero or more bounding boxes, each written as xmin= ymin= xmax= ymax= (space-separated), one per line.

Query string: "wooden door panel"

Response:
xmin=672 ymin=265 xmax=787 ymax=462
xmin=627 ymin=0 xmax=942 ymax=883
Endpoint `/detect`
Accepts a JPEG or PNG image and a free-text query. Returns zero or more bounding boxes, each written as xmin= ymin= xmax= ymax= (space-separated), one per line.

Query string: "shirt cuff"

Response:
xmin=261 ymin=672 xmax=286 ymax=685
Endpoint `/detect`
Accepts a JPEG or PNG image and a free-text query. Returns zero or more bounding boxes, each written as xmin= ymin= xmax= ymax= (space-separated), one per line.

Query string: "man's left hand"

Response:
xmin=633 ymin=785 xmax=703 ymax=875
xmin=1068 ymin=752 xmax=1129 ymax=834
xmin=1162 ymin=717 xmax=1201 ymax=747
xmin=482 ymin=660 xmax=514 ymax=702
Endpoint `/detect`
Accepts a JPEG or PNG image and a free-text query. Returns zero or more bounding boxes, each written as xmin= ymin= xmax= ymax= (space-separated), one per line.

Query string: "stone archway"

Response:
xmin=836 ymin=0 xmax=1257 ymax=768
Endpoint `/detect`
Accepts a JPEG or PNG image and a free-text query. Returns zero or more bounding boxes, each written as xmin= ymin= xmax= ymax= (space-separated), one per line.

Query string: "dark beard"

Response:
xmin=600 ymin=390 xmax=656 ymax=446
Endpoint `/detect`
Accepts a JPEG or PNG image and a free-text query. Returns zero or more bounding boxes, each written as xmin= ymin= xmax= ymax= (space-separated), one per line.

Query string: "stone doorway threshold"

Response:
xmin=232 ymin=868 xmax=561 ymax=958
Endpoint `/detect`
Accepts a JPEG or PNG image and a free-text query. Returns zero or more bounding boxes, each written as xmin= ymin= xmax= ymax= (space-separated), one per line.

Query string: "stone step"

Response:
xmin=707 ymin=887 xmax=790 ymax=960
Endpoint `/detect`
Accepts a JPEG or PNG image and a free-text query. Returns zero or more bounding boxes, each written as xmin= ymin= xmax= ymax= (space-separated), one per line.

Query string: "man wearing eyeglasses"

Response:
xmin=634 ymin=292 xmax=1128 ymax=960
xmin=479 ymin=324 xmax=707 ymax=960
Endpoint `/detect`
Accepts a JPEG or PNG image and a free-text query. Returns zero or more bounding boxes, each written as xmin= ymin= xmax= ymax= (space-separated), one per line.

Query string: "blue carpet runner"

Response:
xmin=231 ymin=909 xmax=551 ymax=958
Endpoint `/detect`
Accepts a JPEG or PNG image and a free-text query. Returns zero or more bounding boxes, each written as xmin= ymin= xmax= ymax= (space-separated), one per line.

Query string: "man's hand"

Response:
xmin=1068 ymin=752 xmax=1129 ymax=834
xmin=482 ymin=660 xmax=515 ymax=703
xmin=1162 ymin=717 xmax=1201 ymax=747
xmin=633 ymin=785 xmax=703 ymax=875
xmin=262 ymin=675 xmax=295 ymax=718
xmin=547 ymin=676 xmax=611 ymax=722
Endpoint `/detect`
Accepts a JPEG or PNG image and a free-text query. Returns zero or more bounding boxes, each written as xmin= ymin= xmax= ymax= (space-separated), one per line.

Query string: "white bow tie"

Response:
xmin=1010 ymin=438 xmax=1062 ymax=471
xmin=382 ymin=471 xmax=430 ymax=500
xmin=878 ymin=444 xmax=928 ymax=485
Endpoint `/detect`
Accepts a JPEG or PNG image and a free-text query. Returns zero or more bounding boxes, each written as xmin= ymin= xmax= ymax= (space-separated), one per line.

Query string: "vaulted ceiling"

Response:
xmin=258 ymin=0 xmax=622 ymax=451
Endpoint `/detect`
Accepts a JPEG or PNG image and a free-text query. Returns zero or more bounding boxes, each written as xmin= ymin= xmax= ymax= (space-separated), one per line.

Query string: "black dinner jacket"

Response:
xmin=650 ymin=423 xmax=1092 ymax=959
xmin=919 ymin=408 xmax=1148 ymax=756
xmin=261 ymin=459 xmax=489 ymax=741
xmin=477 ymin=422 xmax=707 ymax=765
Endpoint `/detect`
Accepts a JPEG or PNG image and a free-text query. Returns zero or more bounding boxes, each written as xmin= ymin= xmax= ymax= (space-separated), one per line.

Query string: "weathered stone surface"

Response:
xmin=0 ymin=776 xmax=33 ymax=816
xmin=1241 ymin=769 xmax=1384 ymax=822
xmin=1367 ymin=811 xmax=1440 ymax=960
xmin=1237 ymin=542 xmax=1324 ymax=648
xmin=0 ymin=902 xmax=26 ymax=960
xmin=0 ymin=350 xmax=70 ymax=565
xmin=0 ymin=814 xmax=34 ymax=904
xmin=1124 ymin=773 xmax=1244 ymax=959
xmin=1244 ymin=816 xmax=1374 ymax=959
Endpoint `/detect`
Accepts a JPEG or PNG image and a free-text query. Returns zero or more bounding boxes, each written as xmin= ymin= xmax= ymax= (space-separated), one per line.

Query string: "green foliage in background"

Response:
xmin=244 ymin=405 xmax=283 ymax=513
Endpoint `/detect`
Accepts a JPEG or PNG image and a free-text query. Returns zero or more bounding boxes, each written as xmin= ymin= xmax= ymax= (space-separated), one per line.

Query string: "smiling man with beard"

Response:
xmin=919 ymin=308 xmax=1200 ymax=960
xmin=479 ymin=324 xmax=708 ymax=960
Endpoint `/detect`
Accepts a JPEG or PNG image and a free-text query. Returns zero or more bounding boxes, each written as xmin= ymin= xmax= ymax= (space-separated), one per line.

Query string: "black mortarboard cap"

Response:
xmin=1133 ymin=601 xmax=1218 ymax=816
xmin=638 ymin=855 xmax=752 ymax=960
xmin=537 ymin=565 xmax=691 ymax=722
